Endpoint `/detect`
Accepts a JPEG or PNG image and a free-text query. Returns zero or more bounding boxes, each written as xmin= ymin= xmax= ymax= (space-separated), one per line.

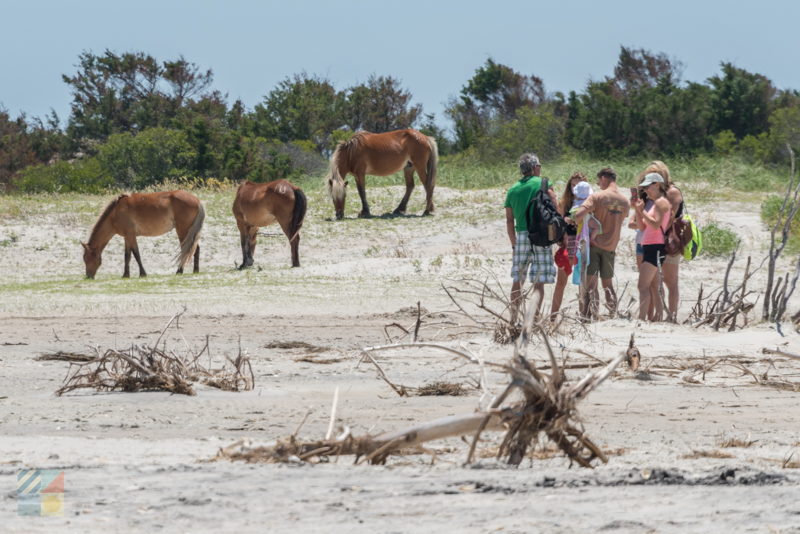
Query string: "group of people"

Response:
xmin=504 ymin=153 xmax=685 ymax=323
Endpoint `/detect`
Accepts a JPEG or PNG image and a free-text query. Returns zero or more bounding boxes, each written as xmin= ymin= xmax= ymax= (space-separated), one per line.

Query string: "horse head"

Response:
xmin=82 ymin=242 xmax=101 ymax=279
xmin=326 ymin=175 xmax=348 ymax=220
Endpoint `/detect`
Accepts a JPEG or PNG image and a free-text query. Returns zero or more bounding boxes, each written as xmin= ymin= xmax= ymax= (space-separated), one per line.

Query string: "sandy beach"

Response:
xmin=1 ymin=187 xmax=799 ymax=532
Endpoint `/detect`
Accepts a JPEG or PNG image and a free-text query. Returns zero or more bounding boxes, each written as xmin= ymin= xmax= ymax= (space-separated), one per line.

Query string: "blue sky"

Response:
xmin=2 ymin=0 xmax=799 ymax=131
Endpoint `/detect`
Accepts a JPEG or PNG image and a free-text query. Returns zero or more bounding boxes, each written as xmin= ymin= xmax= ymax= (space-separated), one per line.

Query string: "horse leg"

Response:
xmin=277 ymin=217 xmax=301 ymax=268
xmin=123 ymin=246 xmax=132 ymax=278
xmin=193 ymin=244 xmax=200 ymax=273
xmin=236 ymin=220 xmax=250 ymax=270
xmin=175 ymin=229 xmax=188 ymax=275
xmin=245 ymin=226 xmax=258 ymax=267
xmin=393 ymin=164 xmax=415 ymax=215
xmin=126 ymin=235 xmax=146 ymax=277
xmin=416 ymin=161 xmax=435 ymax=216
xmin=355 ymin=173 xmax=371 ymax=218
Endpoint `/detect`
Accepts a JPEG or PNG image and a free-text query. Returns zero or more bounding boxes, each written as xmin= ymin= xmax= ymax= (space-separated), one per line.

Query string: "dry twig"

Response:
xmin=56 ymin=313 xmax=254 ymax=396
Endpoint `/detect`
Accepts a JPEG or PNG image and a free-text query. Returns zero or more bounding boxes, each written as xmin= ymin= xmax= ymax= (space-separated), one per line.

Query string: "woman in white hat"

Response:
xmin=633 ymin=172 xmax=671 ymax=321
xmin=640 ymin=160 xmax=684 ymax=321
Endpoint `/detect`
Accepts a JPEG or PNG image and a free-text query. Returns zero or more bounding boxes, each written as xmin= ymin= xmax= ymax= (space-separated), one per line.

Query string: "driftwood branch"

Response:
xmin=220 ymin=286 xmax=630 ymax=468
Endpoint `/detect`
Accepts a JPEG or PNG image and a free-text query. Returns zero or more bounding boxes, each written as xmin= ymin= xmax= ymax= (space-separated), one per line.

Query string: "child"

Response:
xmin=569 ymin=181 xmax=602 ymax=285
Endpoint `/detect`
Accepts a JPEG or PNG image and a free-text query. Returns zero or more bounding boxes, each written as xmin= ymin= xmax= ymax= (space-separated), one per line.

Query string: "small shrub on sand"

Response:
xmin=701 ymin=222 xmax=739 ymax=257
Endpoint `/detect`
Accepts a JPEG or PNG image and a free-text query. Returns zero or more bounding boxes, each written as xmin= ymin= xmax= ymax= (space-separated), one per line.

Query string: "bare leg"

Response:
xmin=637 ymin=252 xmax=662 ymax=321
xmin=531 ymin=282 xmax=545 ymax=321
xmin=550 ymin=268 xmax=568 ymax=316
xmin=601 ymin=278 xmax=617 ymax=315
xmin=638 ymin=262 xmax=660 ymax=321
xmin=585 ymin=274 xmax=600 ymax=320
xmin=662 ymin=258 xmax=680 ymax=322
xmin=650 ymin=272 xmax=663 ymax=321
xmin=510 ymin=280 xmax=524 ymax=325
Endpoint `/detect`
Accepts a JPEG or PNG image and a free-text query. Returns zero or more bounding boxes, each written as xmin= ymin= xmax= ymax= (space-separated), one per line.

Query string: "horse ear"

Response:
xmin=328 ymin=178 xmax=332 ymax=186
xmin=81 ymin=242 xmax=89 ymax=251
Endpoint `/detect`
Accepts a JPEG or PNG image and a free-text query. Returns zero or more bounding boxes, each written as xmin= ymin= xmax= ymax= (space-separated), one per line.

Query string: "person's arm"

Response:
xmin=547 ymin=187 xmax=558 ymax=208
xmin=505 ymin=207 xmax=516 ymax=248
xmin=628 ymin=210 xmax=639 ymax=229
xmin=565 ymin=195 xmax=591 ymax=225
xmin=633 ymin=199 xmax=645 ymax=230
xmin=639 ymin=198 xmax=670 ymax=229
xmin=667 ymin=186 xmax=683 ymax=223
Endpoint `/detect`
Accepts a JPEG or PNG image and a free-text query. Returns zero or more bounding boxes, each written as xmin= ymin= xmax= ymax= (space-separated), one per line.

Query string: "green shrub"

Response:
xmin=700 ymin=222 xmax=739 ymax=257
xmin=761 ymin=195 xmax=800 ymax=253
xmin=475 ymin=106 xmax=565 ymax=164
xmin=14 ymin=158 xmax=113 ymax=193
xmin=97 ymin=128 xmax=196 ymax=189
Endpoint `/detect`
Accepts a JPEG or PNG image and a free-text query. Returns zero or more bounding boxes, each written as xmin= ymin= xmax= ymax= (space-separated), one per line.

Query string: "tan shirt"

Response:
xmin=579 ymin=182 xmax=631 ymax=252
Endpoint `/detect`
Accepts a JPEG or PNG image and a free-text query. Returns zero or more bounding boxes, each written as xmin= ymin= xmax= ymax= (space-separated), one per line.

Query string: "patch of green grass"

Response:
xmin=700 ymin=222 xmax=740 ymax=257
xmin=0 ymin=233 xmax=18 ymax=247
xmin=434 ymin=153 xmax=788 ymax=198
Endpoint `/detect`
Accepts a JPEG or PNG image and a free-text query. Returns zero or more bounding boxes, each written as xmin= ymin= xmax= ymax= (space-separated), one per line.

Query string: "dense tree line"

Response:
xmin=1 ymin=47 xmax=799 ymax=192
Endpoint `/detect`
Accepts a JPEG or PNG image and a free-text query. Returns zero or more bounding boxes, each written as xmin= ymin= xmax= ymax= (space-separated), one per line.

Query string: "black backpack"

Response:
xmin=525 ymin=178 xmax=567 ymax=247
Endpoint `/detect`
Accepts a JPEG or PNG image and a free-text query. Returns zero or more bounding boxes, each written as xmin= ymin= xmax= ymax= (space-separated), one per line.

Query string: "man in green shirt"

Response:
xmin=504 ymin=153 xmax=558 ymax=323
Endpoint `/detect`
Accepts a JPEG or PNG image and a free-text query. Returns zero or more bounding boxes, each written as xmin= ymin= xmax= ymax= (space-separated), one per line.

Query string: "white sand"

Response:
xmin=1 ymin=189 xmax=799 ymax=532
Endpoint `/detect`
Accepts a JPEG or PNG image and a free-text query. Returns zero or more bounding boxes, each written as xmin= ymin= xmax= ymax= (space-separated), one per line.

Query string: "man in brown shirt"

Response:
xmin=568 ymin=167 xmax=630 ymax=318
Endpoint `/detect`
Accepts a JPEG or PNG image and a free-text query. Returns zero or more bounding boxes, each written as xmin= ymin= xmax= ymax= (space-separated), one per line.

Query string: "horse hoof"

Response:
xmin=422 ymin=211 xmax=434 ymax=217
xmin=393 ymin=208 xmax=406 ymax=216
xmin=358 ymin=212 xmax=372 ymax=219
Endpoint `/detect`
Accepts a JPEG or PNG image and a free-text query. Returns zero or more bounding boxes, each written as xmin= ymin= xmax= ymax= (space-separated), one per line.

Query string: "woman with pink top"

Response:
xmin=633 ymin=172 xmax=671 ymax=321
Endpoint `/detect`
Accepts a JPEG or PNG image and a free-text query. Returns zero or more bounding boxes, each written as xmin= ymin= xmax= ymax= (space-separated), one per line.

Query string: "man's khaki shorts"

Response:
xmin=587 ymin=246 xmax=616 ymax=280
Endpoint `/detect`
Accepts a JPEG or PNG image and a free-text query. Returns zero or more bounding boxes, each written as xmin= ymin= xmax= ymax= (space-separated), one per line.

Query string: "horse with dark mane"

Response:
xmin=232 ymin=179 xmax=307 ymax=268
xmin=82 ymin=190 xmax=205 ymax=279
xmin=325 ymin=129 xmax=438 ymax=219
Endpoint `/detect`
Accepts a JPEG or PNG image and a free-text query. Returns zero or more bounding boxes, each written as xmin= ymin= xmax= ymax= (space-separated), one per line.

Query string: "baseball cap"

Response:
xmin=639 ymin=172 xmax=665 ymax=187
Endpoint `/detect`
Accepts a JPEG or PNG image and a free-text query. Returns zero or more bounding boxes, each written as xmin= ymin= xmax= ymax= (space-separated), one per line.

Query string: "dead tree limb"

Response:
xmin=764 ymin=144 xmax=800 ymax=322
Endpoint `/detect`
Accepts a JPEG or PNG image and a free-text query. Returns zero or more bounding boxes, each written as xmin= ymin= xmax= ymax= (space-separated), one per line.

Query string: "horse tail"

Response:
xmin=289 ymin=187 xmax=307 ymax=242
xmin=426 ymin=135 xmax=439 ymax=185
xmin=175 ymin=201 xmax=205 ymax=269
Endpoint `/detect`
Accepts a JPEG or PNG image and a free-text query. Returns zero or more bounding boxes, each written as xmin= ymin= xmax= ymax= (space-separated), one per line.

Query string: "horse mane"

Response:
xmin=325 ymin=132 xmax=369 ymax=198
xmin=89 ymin=194 xmax=128 ymax=243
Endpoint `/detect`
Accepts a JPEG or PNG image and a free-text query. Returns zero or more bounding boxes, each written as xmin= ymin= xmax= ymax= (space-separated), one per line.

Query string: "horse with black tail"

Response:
xmin=82 ymin=190 xmax=205 ymax=279
xmin=232 ymin=179 xmax=307 ymax=268
xmin=325 ymin=129 xmax=438 ymax=220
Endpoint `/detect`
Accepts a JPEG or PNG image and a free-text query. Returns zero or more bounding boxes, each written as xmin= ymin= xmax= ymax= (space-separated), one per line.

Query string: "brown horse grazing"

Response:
xmin=232 ymin=179 xmax=307 ymax=268
xmin=325 ymin=129 xmax=438 ymax=220
xmin=82 ymin=190 xmax=205 ymax=279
